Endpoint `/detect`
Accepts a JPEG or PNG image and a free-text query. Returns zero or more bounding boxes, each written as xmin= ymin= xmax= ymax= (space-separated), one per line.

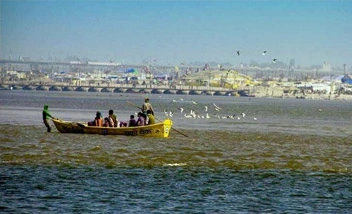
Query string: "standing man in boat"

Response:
xmin=42 ymin=104 xmax=54 ymax=132
xmin=141 ymin=97 xmax=154 ymax=115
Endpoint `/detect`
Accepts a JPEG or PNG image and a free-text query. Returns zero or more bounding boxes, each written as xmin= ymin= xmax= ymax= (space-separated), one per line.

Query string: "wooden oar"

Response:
xmin=126 ymin=101 xmax=189 ymax=137
xmin=127 ymin=101 xmax=143 ymax=111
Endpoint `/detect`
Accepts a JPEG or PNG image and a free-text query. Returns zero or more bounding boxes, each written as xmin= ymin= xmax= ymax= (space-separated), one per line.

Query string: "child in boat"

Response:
xmin=103 ymin=117 xmax=112 ymax=127
xmin=128 ymin=115 xmax=137 ymax=127
xmin=119 ymin=121 xmax=127 ymax=127
xmin=146 ymin=110 xmax=155 ymax=125
xmin=136 ymin=112 xmax=145 ymax=126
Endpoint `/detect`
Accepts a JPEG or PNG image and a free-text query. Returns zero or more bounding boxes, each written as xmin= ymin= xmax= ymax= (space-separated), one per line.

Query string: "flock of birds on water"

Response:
xmin=157 ymin=97 xmax=258 ymax=121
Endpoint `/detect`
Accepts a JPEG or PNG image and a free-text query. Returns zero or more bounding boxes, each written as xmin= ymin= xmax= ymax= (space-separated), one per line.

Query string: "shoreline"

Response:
xmin=1 ymin=83 xmax=352 ymax=101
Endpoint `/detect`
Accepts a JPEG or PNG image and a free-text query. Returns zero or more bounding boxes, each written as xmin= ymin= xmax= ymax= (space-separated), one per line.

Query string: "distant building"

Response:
xmin=19 ymin=56 xmax=30 ymax=62
xmin=322 ymin=62 xmax=331 ymax=72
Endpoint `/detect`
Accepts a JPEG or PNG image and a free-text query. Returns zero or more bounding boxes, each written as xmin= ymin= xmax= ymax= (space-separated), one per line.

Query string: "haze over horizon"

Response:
xmin=1 ymin=0 xmax=351 ymax=68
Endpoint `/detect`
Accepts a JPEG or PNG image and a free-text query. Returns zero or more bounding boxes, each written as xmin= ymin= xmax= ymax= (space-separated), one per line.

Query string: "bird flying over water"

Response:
xmin=272 ymin=59 xmax=277 ymax=63
xmin=236 ymin=50 xmax=240 ymax=56
xmin=262 ymin=51 xmax=267 ymax=56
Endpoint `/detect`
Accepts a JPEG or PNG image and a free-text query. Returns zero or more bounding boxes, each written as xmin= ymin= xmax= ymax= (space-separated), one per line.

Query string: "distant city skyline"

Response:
xmin=1 ymin=0 xmax=351 ymax=69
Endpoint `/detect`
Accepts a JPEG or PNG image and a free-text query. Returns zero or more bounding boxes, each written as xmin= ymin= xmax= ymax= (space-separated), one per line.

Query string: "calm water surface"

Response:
xmin=1 ymin=90 xmax=351 ymax=213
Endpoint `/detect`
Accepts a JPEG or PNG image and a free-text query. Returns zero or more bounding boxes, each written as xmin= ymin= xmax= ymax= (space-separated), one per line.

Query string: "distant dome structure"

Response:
xmin=184 ymin=69 xmax=256 ymax=89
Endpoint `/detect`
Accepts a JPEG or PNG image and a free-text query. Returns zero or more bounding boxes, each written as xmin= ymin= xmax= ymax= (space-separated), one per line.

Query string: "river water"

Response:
xmin=1 ymin=90 xmax=351 ymax=213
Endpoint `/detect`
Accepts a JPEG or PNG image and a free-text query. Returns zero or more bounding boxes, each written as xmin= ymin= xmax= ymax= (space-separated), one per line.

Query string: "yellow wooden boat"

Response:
xmin=52 ymin=118 xmax=173 ymax=138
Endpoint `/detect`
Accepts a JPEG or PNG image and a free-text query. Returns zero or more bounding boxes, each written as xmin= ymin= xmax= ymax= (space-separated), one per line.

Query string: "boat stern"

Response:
xmin=163 ymin=118 xmax=173 ymax=138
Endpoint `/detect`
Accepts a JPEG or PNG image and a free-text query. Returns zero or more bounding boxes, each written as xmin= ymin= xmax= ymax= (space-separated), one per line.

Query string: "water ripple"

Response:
xmin=1 ymin=125 xmax=351 ymax=173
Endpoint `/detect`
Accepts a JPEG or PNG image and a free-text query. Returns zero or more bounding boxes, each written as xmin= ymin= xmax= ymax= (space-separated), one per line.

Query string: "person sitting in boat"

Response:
xmin=95 ymin=112 xmax=103 ymax=126
xmin=128 ymin=115 xmax=137 ymax=127
xmin=103 ymin=117 xmax=112 ymax=127
xmin=146 ymin=110 xmax=155 ymax=125
xmin=136 ymin=112 xmax=145 ymax=126
xmin=108 ymin=109 xmax=117 ymax=127
xmin=119 ymin=121 xmax=127 ymax=127
xmin=88 ymin=111 xmax=103 ymax=126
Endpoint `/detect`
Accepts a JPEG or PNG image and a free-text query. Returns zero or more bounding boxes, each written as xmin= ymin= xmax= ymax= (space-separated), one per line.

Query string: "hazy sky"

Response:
xmin=1 ymin=0 xmax=351 ymax=67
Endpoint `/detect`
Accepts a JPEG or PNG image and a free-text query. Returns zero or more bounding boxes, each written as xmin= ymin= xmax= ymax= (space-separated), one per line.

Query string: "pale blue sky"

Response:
xmin=1 ymin=0 xmax=351 ymax=67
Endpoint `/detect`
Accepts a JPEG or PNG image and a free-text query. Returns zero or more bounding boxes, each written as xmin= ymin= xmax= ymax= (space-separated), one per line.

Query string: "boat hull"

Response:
xmin=52 ymin=118 xmax=173 ymax=138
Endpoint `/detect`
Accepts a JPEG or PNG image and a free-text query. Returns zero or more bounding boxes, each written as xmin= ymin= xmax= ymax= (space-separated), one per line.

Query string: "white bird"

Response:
xmin=241 ymin=113 xmax=246 ymax=117
xmin=213 ymin=103 xmax=222 ymax=110
xmin=164 ymin=110 xmax=169 ymax=117
xmin=169 ymin=111 xmax=173 ymax=117
xmin=179 ymin=107 xmax=184 ymax=113
xmin=204 ymin=106 xmax=208 ymax=112
xmin=184 ymin=114 xmax=193 ymax=118
xmin=206 ymin=113 xmax=210 ymax=119
xmin=193 ymin=113 xmax=197 ymax=118
xmin=262 ymin=51 xmax=267 ymax=56
xmin=190 ymin=110 xmax=196 ymax=118
xmin=192 ymin=100 xmax=198 ymax=104
xmin=253 ymin=117 xmax=257 ymax=121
